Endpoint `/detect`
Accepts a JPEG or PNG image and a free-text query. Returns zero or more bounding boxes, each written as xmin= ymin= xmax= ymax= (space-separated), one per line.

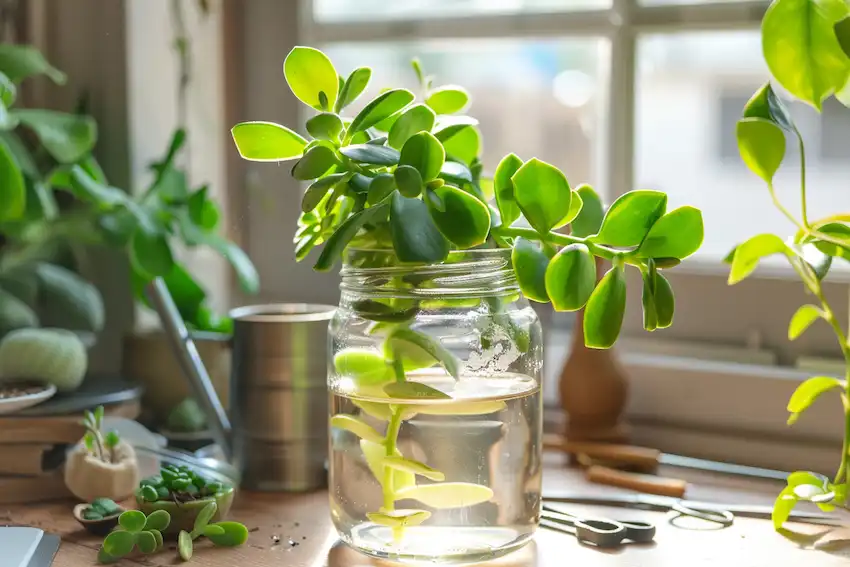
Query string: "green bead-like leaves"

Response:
xmin=400 ymin=131 xmax=445 ymax=181
xmin=544 ymin=244 xmax=595 ymax=312
xmin=349 ymin=89 xmax=415 ymax=136
xmin=636 ymin=207 xmax=704 ymax=260
xmin=511 ymin=158 xmax=571 ymax=235
xmin=583 ymin=264 xmax=627 ymax=349
xmin=511 ymin=238 xmax=550 ymax=303
xmin=390 ymin=193 xmax=449 ymax=264
xmin=761 ymin=0 xmax=850 ymax=111
xmin=594 ymin=190 xmax=667 ymax=247
xmin=388 ymin=104 xmax=436 ymax=149
xmin=493 ymin=153 xmax=522 ymax=227
xmin=426 ymin=185 xmax=491 ymax=248
xmin=284 ymin=46 xmax=339 ymax=111
xmin=231 ymin=122 xmax=307 ymax=162
xmin=736 ymin=118 xmax=785 ymax=183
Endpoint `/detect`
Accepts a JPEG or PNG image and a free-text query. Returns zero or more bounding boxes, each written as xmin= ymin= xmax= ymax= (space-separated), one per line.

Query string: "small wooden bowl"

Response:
xmin=73 ymin=503 xmax=124 ymax=536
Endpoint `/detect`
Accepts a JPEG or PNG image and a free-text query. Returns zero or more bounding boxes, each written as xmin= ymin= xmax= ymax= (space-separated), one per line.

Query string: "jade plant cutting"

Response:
xmin=726 ymin=0 xmax=850 ymax=530
xmin=231 ymin=47 xmax=704 ymax=540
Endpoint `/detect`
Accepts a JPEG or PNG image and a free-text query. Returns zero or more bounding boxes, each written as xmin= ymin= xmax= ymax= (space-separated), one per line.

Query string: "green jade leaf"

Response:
xmin=330 ymin=414 xmax=386 ymax=444
xmin=636 ymin=206 xmax=704 ymax=260
xmin=388 ymin=327 xmax=459 ymax=379
xmin=511 ymin=157 xmax=571 ymax=235
xmin=426 ymin=184 xmax=491 ymax=248
xmin=388 ymin=103 xmax=436 ymax=149
xmin=231 ymin=121 xmax=307 ymax=161
xmin=383 ymin=456 xmax=446 ymax=481
xmin=395 ymin=482 xmax=494 ymax=509
xmin=284 ymin=46 xmax=339 ymax=110
xmin=512 ymin=238 xmax=550 ymax=303
xmin=390 ymin=193 xmax=450 ymax=264
xmin=334 ymin=349 xmax=391 ymax=385
xmin=544 ymin=244 xmax=596 ymax=312
xmin=583 ymin=264 xmax=627 ymax=349
xmin=399 ymin=131 xmax=445 ymax=181
xmin=348 ymin=89 xmax=415 ymax=136
xmin=306 ymin=112 xmax=343 ymax=141
xmin=594 ymin=190 xmax=667 ymax=247
xmin=426 ymin=86 xmax=470 ymax=115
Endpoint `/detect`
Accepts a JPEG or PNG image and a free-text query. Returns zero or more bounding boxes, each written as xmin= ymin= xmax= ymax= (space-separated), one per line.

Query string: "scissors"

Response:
xmin=541 ymin=504 xmax=656 ymax=548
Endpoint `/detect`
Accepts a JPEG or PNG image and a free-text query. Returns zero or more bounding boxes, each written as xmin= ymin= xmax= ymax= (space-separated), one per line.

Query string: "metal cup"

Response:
xmin=146 ymin=279 xmax=336 ymax=492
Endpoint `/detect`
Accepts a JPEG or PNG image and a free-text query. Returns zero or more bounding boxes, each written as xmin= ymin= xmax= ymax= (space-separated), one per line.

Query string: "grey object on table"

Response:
xmin=145 ymin=278 xmax=336 ymax=492
xmin=14 ymin=375 xmax=142 ymax=416
xmin=0 ymin=527 xmax=61 ymax=567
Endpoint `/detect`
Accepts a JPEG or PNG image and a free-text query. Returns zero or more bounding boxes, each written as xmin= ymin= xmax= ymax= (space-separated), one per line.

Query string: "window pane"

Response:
xmin=323 ymin=39 xmax=607 ymax=189
xmin=636 ymin=31 xmax=850 ymax=268
xmin=314 ymin=0 xmax=609 ymax=23
xmin=639 ymin=0 xmax=745 ymax=4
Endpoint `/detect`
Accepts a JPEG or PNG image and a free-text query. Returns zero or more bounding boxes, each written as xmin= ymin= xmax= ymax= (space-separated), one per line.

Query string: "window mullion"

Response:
xmin=603 ymin=0 xmax=636 ymax=200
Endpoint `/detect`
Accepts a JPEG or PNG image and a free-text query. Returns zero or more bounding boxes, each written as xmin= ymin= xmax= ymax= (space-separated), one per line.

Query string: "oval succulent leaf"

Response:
xmin=178 ymin=530 xmax=193 ymax=561
xmin=594 ymin=190 xmax=667 ymax=247
xmin=193 ymin=501 xmax=218 ymax=534
xmin=136 ymin=531 xmax=157 ymax=554
xmin=231 ymin=121 xmax=307 ymax=162
xmin=388 ymin=103 xmax=436 ymax=149
xmin=400 ymin=131 xmax=445 ymax=181
xmin=571 ymin=184 xmax=604 ymax=237
xmin=314 ymin=203 xmax=389 ymax=271
xmin=736 ymin=117 xmax=786 ymax=183
xmin=434 ymin=116 xmax=479 ymax=142
xmin=302 ymin=173 xmax=346 ymax=213
xmin=395 ymin=482 xmax=494 ymax=509
xmin=390 ymin=193 xmax=450 ymax=264
xmin=291 ymin=145 xmax=339 ymax=180
xmin=119 ymin=510 xmax=147 ymax=532
xmin=349 ymin=89 xmax=415 ymax=135
xmin=330 ymin=414 xmax=386 ymax=444
xmin=283 ymin=46 xmax=339 ymax=110
xmin=143 ymin=509 xmax=171 ymax=532
xmin=394 ymin=165 xmax=423 ymax=198
xmin=511 ymin=157 xmax=571 ymax=235
xmin=383 ymin=456 xmax=445 ymax=481
xmin=555 ymin=190 xmax=583 ymax=229
xmin=583 ymin=265 xmax=627 ymax=349
xmin=439 ymin=160 xmax=473 ymax=185
xmin=425 ymin=85 xmax=470 ymax=115
xmin=340 ymin=144 xmax=400 ymax=166
xmin=493 ymin=153 xmax=523 ymax=226
xmin=334 ymin=349 xmax=390 ymax=385
xmin=367 ymin=510 xmax=431 ymax=527
xmin=441 ymin=124 xmax=480 ymax=165
xmin=306 ymin=112 xmax=343 ymax=141
xmin=544 ymin=244 xmax=596 ymax=312
xmin=788 ymin=304 xmax=823 ymax=340
xmin=653 ymin=272 xmax=675 ymax=329
xmin=103 ymin=531 xmax=135 ymax=557
xmin=368 ymin=173 xmax=396 ymax=205
xmin=384 ymin=381 xmax=451 ymax=399
xmin=787 ymin=376 xmax=844 ymax=424
xmin=389 ymin=327 xmax=459 ymax=378
xmin=426 ymin=185 xmax=491 ymax=248
xmin=511 ymin=237 xmax=550 ymax=303
xmin=336 ymin=67 xmax=371 ymax=112
xmin=728 ymin=233 xmax=790 ymax=284
xmin=636 ymin=206 xmax=704 ymax=260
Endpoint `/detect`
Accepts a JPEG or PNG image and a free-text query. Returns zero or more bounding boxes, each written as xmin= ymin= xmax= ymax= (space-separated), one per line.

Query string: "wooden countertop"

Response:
xmin=5 ymin=452 xmax=850 ymax=566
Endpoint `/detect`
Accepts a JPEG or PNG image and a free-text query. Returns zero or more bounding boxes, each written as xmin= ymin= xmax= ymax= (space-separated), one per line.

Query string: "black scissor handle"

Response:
xmin=574 ymin=518 xmax=628 ymax=548
xmin=671 ymin=501 xmax=735 ymax=527
xmin=618 ymin=520 xmax=657 ymax=543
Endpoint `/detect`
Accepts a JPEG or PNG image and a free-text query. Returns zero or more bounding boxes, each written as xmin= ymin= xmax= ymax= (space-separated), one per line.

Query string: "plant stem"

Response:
xmin=491 ymin=226 xmax=622 ymax=260
xmin=382 ymin=407 xmax=403 ymax=511
xmin=87 ymin=426 xmax=106 ymax=463
xmin=767 ymin=182 xmax=804 ymax=231
xmin=796 ymin=128 xmax=808 ymax=227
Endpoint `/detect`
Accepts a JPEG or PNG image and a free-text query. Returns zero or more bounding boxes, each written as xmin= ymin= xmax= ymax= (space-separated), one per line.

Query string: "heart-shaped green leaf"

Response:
xmin=331 ymin=414 xmax=386 ymax=444
xmin=426 ymin=86 xmax=470 ymax=115
xmin=143 ymin=509 xmax=171 ymax=532
xmin=388 ymin=104 xmax=436 ymax=149
xmin=426 ymin=185 xmax=491 ymax=248
xmin=384 ymin=381 xmax=451 ymax=400
xmin=737 ymin=117 xmax=786 ymax=183
xmin=544 ymin=244 xmax=596 ymax=312
xmin=103 ymin=530 xmax=135 ymax=557
xmin=493 ymin=153 xmax=523 ymax=226
xmin=511 ymin=158 xmax=571 ymax=235
xmin=742 ymin=82 xmax=795 ymax=132
xmin=368 ymin=173 xmax=396 ymax=205
xmin=0 ymin=138 xmax=24 ymax=222
xmin=762 ymin=0 xmax=850 ymax=111
xmin=314 ymin=203 xmax=389 ymax=271
xmin=388 ymin=327 xmax=459 ymax=379
xmin=390 ymin=193 xmax=450 ymax=263
xmin=349 ymin=89 xmax=415 ymax=135
xmin=636 ymin=206 xmax=704 ymax=260
xmin=394 ymin=165 xmax=423 ymax=198
xmin=570 ymin=184 xmax=604 ymax=238
xmin=400 ymin=131 xmax=445 ymax=181
xmin=511 ymin=237 xmax=550 ymax=303
xmin=119 ymin=510 xmax=146 ymax=532
xmin=284 ymin=46 xmax=338 ymax=110
xmin=336 ymin=67 xmax=371 ymax=112
xmin=231 ymin=122 xmax=307 ymax=161
xmin=788 ymin=304 xmax=823 ymax=340
xmin=306 ymin=112 xmax=343 ymax=141
xmin=787 ymin=376 xmax=843 ymax=424
xmin=594 ymin=190 xmax=667 ymax=247
xmin=653 ymin=272 xmax=674 ymax=329
xmin=728 ymin=233 xmax=790 ymax=284
xmin=302 ymin=173 xmax=347 ymax=213
xmin=292 ymin=145 xmax=339 ymax=180
xmin=340 ymin=143 xmax=400 ymax=165
xmin=583 ymin=265 xmax=627 ymax=349
xmin=441 ymin=124 xmax=480 ymax=165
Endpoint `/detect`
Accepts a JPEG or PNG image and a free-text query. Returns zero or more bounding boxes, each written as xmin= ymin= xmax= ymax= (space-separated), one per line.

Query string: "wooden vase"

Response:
xmin=558 ymin=257 xmax=630 ymax=444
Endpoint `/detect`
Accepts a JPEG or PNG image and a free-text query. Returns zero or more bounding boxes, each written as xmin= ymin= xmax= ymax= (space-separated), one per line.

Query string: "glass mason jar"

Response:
xmin=328 ymin=248 xmax=544 ymax=564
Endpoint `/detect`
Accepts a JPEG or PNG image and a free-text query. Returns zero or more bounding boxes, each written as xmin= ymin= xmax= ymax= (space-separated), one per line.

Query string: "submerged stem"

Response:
xmin=382 ymin=407 xmax=404 ymax=512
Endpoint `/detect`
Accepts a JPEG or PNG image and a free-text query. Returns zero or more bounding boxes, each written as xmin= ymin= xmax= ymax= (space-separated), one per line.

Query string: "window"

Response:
xmin=235 ymin=1 xmax=845 ymax=471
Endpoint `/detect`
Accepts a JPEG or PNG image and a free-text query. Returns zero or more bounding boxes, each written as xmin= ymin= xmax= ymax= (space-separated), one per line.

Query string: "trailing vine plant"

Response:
xmin=726 ymin=0 xmax=850 ymax=529
xmin=231 ymin=47 xmax=704 ymax=539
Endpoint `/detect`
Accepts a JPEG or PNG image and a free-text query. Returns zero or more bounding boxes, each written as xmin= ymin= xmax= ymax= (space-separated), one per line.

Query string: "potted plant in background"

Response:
xmin=231 ymin=46 xmax=704 ymax=562
xmin=726 ymin=0 xmax=850 ymax=533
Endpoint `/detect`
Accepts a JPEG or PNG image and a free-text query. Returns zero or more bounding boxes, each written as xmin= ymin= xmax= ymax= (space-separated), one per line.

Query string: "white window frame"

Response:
xmin=233 ymin=0 xmax=846 ymax=473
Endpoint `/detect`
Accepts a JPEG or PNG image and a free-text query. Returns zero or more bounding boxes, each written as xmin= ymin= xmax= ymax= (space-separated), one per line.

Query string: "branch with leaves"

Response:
xmin=726 ymin=0 xmax=850 ymax=529
xmin=231 ymin=46 xmax=704 ymax=349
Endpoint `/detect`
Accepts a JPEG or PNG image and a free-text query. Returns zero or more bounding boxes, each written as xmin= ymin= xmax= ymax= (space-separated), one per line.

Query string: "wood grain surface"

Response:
xmin=3 ymin=451 xmax=849 ymax=566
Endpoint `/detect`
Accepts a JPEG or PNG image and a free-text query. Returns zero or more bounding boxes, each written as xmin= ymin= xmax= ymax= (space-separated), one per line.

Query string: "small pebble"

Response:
xmin=302 ymin=536 xmax=307 ymax=540
xmin=294 ymin=522 xmax=300 ymax=527
xmin=271 ymin=535 xmax=281 ymax=545
xmin=288 ymin=539 xmax=299 ymax=547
